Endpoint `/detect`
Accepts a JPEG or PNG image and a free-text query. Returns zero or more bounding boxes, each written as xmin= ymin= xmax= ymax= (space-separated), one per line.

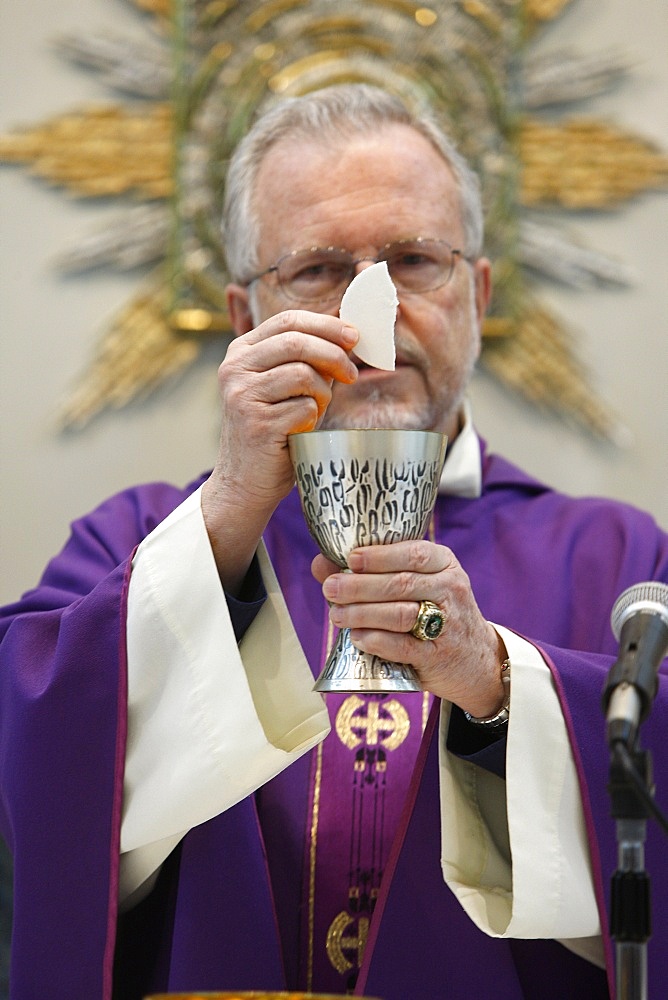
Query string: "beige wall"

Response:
xmin=1 ymin=0 xmax=667 ymax=605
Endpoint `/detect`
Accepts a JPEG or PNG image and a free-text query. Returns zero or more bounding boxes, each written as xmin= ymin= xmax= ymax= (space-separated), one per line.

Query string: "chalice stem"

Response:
xmin=315 ymin=626 xmax=421 ymax=692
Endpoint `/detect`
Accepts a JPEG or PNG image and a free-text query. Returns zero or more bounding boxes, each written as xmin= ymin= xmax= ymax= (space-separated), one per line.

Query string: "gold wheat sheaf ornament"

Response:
xmin=0 ymin=0 xmax=666 ymax=435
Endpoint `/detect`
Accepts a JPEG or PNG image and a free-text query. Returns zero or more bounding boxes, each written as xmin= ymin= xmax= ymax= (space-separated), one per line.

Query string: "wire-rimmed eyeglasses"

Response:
xmin=244 ymin=237 xmax=471 ymax=305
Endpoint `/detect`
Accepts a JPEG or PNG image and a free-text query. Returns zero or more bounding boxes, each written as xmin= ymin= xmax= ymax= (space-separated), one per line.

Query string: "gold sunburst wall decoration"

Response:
xmin=0 ymin=0 xmax=666 ymax=437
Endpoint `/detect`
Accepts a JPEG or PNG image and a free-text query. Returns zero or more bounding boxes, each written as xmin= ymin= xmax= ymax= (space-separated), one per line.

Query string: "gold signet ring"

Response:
xmin=410 ymin=600 xmax=445 ymax=641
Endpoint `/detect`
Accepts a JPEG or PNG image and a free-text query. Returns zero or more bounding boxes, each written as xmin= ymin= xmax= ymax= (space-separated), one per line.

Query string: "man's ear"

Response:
xmin=472 ymin=257 xmax=492 ymax=326
xmin=226 ymin=283 xmax=255 ymax=336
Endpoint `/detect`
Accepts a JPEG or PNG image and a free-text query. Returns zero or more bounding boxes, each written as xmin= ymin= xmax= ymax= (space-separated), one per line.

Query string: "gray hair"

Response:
xmin=222 ymin=83 xmax=484 ymax=284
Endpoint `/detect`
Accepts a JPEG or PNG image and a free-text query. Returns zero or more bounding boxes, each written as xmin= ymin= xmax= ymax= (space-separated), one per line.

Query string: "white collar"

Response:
xmin=438 ymin=399 xmax=482 ymax=498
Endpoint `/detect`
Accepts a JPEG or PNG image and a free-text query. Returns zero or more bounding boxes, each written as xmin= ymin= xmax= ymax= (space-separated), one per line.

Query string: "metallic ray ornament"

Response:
xmin=1 ymin=0 xmax=667 ymax=434
xmin=289 ymin=428 xmax=447 ymax=693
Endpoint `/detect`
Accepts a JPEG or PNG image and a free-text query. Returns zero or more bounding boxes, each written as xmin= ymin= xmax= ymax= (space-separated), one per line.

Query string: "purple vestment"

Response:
xmin=1 ymin=441 xmax=667 ymax=999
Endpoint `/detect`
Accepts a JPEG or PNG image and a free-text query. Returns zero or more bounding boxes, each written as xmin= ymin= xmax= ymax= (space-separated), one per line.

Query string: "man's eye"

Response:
xmin=395 ymin=252 xmax=432 ymax=268
xmin=296 ymin=264 xmax=331 ymax=279
xmin=292 ymin=261 xmax=347 ymax=283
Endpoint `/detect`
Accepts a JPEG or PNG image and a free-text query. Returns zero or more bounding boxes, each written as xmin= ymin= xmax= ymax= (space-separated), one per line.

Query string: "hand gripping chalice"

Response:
xmin=288 ymin=428 xmax=447 ymax=692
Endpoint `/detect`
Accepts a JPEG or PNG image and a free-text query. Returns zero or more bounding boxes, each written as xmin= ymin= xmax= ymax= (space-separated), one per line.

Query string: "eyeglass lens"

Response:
xmin=276 ymin=240 xmax=456 ymax=302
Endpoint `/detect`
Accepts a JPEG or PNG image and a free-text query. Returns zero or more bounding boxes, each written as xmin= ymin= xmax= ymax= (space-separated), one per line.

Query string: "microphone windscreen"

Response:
xmin=611 ymin=581 xmax=668 ymax=640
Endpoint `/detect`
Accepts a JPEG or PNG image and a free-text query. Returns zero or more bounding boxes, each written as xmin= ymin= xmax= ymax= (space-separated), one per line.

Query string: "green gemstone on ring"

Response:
xmin=423 ymin=612 xmax=444 ymax=639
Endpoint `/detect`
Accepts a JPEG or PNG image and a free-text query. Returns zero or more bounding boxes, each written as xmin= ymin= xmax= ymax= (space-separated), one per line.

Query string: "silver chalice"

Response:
xmin=288 ymin=428 xmax=447 ymax=692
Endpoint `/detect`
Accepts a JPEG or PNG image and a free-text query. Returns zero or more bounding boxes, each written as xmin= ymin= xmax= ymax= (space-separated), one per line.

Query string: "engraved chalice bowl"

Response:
xmin=288 ymin=428 xmax=447 ymax=693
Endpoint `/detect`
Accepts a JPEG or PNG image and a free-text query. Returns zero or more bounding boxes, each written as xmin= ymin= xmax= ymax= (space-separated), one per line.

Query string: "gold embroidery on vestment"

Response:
xmin=335 ymin=695 xmax=410 ymax=750
xmin=326 ymin=910 xmax=370 ymax=975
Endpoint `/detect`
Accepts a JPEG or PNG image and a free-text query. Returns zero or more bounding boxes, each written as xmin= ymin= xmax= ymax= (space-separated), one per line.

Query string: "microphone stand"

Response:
xmin=608 ymin=741 xmax=653 ymax=1000
xmin=604 ymin=584 xmax=668 ymax=998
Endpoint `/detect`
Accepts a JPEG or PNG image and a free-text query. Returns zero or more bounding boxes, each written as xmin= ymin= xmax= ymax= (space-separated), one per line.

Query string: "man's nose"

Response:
xmin=352 ymin=255 xmax=378 ymax=276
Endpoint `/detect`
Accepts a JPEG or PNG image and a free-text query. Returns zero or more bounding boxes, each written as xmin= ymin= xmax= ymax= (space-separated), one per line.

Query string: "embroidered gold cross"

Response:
xmin=335 ymin=695 xmax=410 ymax=751
xmin=326 ymin=910 xmax=370 ymax=974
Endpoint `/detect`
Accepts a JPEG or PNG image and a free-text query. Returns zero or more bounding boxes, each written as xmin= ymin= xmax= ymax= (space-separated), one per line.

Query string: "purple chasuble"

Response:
xmin=1 ymin=443 xmax=668 ymax=999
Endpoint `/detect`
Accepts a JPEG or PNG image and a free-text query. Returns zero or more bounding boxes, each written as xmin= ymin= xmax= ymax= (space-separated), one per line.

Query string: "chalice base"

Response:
xmin=314 ymin=627 xmax=422 ymax=693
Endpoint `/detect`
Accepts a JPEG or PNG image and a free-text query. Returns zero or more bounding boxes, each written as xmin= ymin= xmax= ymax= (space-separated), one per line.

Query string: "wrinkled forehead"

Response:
xmin=251 ymin=123 xmax=462 ymax=223
xmin=257 ymin=120 xmax=456 ymax=180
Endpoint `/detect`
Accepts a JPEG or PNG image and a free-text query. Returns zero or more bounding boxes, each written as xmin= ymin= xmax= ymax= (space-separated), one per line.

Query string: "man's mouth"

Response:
xmin=353 ymin=355 xmax=412 ymax=374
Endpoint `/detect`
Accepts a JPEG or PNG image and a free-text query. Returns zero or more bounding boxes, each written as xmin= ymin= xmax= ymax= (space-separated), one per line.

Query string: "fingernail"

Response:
xmin=342 ymin=324 xmax=358 ymax=347
xmin=329 ymin=605 xmax=343 ymax=626
xmin=323 ymin=577 xmax=338 ymax=600
xmin=347 ymin=552 xmax=363 ymax=572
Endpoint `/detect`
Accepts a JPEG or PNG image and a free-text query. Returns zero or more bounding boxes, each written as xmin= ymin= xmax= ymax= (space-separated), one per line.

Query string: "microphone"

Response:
xmin=603 ymin=581 xmax=668 ymax=747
